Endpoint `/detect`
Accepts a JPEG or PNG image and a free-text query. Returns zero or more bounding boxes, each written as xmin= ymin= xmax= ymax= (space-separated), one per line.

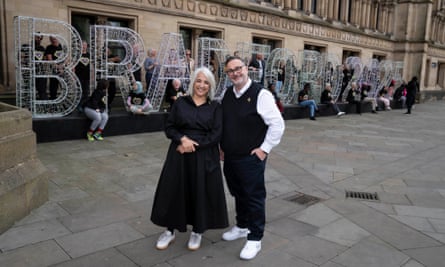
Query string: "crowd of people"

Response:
xmin=295 ymin=76 xmax=418 ymax=120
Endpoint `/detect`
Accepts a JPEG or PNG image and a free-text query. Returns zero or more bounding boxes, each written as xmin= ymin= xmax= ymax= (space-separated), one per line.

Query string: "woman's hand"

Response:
xmin=179 ymin=136 xmax=199 ymax=153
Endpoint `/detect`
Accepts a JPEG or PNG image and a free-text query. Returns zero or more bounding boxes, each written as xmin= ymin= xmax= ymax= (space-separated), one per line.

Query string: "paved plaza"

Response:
xmin=1 ymin=102 xmax=445 ymax=267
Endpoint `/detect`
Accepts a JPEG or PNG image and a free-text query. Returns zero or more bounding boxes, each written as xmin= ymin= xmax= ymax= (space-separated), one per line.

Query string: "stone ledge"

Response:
xmin=0 ymin=102 xmax=32 ymax=138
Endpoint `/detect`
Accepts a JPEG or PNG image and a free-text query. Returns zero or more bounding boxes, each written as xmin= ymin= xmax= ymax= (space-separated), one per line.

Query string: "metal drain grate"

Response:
xmin=285 ymin=192 xmax=321 ymax=206
xmin=345 ymin=191 xmax=379 ymax=201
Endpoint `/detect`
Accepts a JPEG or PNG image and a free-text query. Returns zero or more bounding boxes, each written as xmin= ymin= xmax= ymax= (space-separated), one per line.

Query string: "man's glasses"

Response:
xmin=225 ymin=65 xmax=244 ymax=75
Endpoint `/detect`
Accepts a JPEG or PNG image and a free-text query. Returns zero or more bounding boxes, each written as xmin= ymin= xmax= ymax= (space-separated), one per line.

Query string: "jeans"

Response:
xmin=223 ymin=154 xmax=267 ymax=241
xmin=84 ymin=107 xmax=109 ymax=131
xmin=299 ymin=99 xmax=318 ymax=117
xmin=275 ymin=80 xmax=283 ymax=94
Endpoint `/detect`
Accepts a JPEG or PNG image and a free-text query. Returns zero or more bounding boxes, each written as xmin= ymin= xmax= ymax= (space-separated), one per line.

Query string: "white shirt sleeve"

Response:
xmin=257 ymin=89 xmax=285 ymax=153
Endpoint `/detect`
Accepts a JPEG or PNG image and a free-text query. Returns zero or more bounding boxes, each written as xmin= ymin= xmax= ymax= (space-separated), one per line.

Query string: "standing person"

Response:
xmin=321 ymin=83 xmax=345 ymax=117
xmin=151 ymin=67 xmax=229 ymax=251
xmin=248 ymin=53 xmax=265 ymax=86
xmin=44 ymin=36 xmax=63 ymax=100
xmin=405 ymin=76 xmax=418 ymax=114
xmin=337 ymin=63 xmax=352 ymax=102
xmin=106 ymin=48 xmax=121 ymax=111
xmin=298 ymin=83 xmax=319 ymax=120
xmin=75 ymin=41 xmax=90 ymax=112
xmin=84 ymin=79 xmax=109 ymax=141
xmin=220 ymin=56 xmax=285 ymax=260
xmin=144 ymin=49 xmax=158 ymax=90
xmin=33 ymin=34 xmax=47 ymax=100
xmin=275 ymin=60 xmax=285 ymax=94
xmin=185 ymin=49 xmax=195 ymax=75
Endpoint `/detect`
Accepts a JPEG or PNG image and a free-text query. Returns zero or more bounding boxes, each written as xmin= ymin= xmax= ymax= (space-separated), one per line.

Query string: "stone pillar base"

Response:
xmin=0 ymin=102 xmax=49 ymax=234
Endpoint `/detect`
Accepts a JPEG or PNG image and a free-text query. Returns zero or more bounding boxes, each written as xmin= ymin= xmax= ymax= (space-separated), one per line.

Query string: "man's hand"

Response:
xmin=251 ymin=148 xmax=267 ymax=161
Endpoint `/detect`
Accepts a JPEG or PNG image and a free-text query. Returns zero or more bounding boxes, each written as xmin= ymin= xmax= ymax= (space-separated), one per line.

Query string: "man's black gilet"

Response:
xmin=221 ymin=83 xmax=267 ymax=157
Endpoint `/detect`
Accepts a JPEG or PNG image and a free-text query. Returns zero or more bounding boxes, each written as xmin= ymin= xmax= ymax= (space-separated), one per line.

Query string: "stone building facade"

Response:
xmin=1 ymin=0 xmax=445 ymax=97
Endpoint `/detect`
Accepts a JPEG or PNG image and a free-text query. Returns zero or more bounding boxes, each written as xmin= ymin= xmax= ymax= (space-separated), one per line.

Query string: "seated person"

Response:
xmin=84 ymin=79 xmax=109 ymax=141
xmin=361 ymin=83 xmax=378 ymax=113
xmin=165 ymin=78 xmax=186 ymax=110
xmin=393 ymin=81 xmax=407 ymax=108
xmin=127 ymin=81 xmax=153 ymax=115
xmin=320 ymin=83 xmax=345 ymax=117
xmin=268 ymin=82 xmax=284 ymax=114
xmin=346 ymin=81 xmax=362 ymax=114
xmin=298 ymin=82 xmax=319 ymax=120
xmin=377 ymin=86 xmax=391 ymax=111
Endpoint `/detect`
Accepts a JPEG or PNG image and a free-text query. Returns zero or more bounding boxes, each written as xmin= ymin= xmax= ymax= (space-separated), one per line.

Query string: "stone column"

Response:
xmin=283 ymin=0 xmax=291 ymax=10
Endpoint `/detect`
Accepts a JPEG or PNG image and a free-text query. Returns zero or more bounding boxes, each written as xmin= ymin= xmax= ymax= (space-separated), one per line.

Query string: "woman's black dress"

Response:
xmin=150 ymin=96 xmax=228 ymax=233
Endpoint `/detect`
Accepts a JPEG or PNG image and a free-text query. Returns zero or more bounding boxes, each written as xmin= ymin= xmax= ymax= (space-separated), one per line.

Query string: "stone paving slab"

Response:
xmin=0 ymin=219 xmax=71 ymax=251
xmin=55 ymin=222 xmax=145 ymax=258
xmin=330 ymin=236 xmax=411 ymax=267
xmin=325 ymin=199 xmax=442 ymax=250
xmin=52 ymin=248 xmax=138 ymax=267
xmin=0 ymin=240 xmax=69 ymax=267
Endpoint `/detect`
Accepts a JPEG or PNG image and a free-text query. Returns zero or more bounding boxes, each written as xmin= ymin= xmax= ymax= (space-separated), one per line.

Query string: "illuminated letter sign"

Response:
xmin=14 ymin=16 xmax=82 ymax=118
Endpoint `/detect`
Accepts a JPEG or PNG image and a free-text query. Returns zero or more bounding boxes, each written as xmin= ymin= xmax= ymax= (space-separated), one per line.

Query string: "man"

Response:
xmin=33 ymin=34 xmax=47 ymax=100
xmin=165 ymin=78 xmax=185 ymax=110
xmin=75 ymin=41 xmax=90 ymax=111
xmin=248 ymin=53 xmax=265 ymax=86
xmin=44 ymin=36 xmax=63 ymax=100
xmin=220 ymin=56 xmax=285 ymax=260
xmin=320 ymin=83 xmax=345 ymax=117
xmin=106 ymin=48 xmax=121 ymax=110
xmin=298 ymin=82 xmax=319 ymax=120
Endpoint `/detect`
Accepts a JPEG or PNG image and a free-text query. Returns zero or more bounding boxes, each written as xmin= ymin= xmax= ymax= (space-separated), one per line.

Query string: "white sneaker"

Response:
xmin=240 ymin=240 xmax=261 ymax=260
xmin=337 ymin=111 xmax=345 ymax=117
xmin=156 ymin=230 xmax=175 ymax=250
xmin=188 ymin=231 xmax=202 ymax=251
xmin=222 ymin=226 xmax=249 ymax=241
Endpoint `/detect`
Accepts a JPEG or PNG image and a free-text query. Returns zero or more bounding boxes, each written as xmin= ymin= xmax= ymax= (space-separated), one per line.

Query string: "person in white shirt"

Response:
xmin=220 ymin=56 xmax=285 ymax=260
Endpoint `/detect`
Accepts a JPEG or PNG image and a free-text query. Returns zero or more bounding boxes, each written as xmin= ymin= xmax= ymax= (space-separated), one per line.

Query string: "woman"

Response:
xmin=84 ymin=79 xmax=109 ymax=141
xmin=151 ymin=67 xmax=229 ymax=251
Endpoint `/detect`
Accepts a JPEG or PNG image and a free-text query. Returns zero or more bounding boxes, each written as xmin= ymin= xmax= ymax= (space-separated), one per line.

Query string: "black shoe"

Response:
xmin=310 ymin=117 xmax=316 ymax=121
xmin=404 ymin=111 xmax=411 ymax=114
xmin=371 ymin=110 xmax=377 ymax=114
